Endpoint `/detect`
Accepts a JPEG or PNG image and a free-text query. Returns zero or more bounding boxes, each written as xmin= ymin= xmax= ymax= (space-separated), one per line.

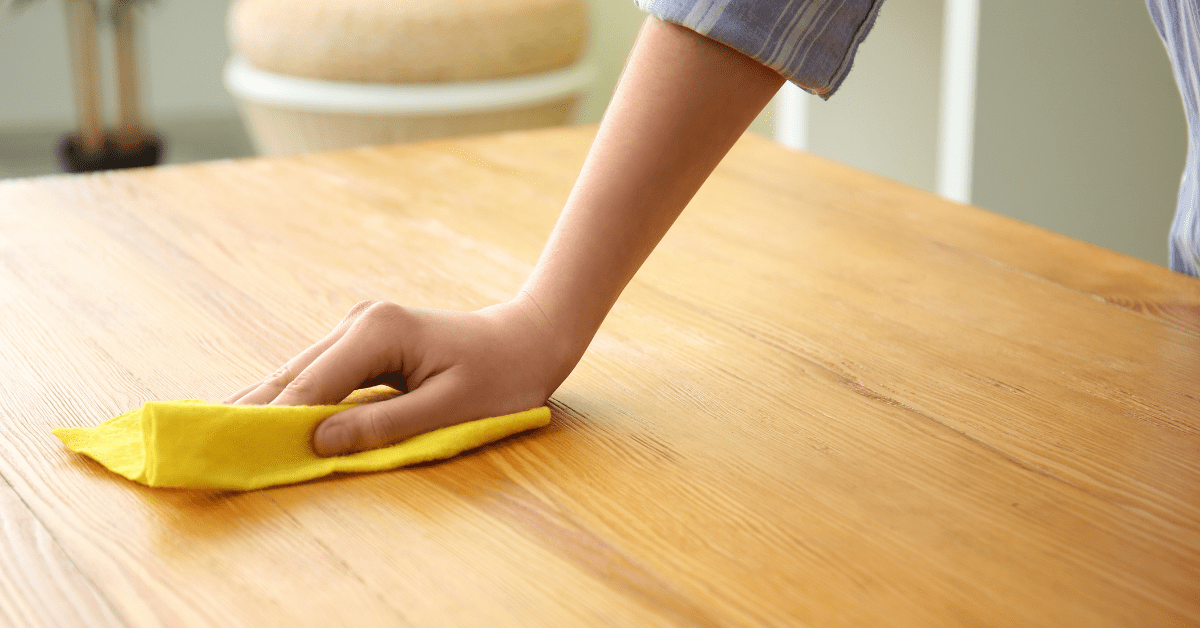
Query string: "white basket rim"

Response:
xmin=224 ymin=56 xmax=595 ymax=115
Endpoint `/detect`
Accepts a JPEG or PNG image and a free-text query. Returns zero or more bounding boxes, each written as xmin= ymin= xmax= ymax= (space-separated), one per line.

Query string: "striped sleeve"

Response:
xmin=1146 ymin=0 xmax=1200 ymax=277
xmin=634 ymin=0 xmax=887 ymax=99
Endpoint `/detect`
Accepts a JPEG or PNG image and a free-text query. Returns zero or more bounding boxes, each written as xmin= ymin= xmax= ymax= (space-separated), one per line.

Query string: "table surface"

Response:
xmin=1 ymin=126 xmax=1198 ymax=627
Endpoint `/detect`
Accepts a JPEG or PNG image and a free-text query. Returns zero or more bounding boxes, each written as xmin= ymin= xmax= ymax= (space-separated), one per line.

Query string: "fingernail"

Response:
xmin=314 ymin=421 xmax=351 ymax=457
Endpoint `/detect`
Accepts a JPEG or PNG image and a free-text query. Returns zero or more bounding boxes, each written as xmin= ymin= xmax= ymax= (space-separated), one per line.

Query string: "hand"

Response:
xmin=226 ymin=296 xmax=569 ymax=457
xmin=227 ymin=18 xmax=781 ymax=459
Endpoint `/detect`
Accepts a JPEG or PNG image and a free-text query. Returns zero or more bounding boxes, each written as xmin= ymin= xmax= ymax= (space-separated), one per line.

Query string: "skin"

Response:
xmin=227 ymin=17 xmax=787 ymax=457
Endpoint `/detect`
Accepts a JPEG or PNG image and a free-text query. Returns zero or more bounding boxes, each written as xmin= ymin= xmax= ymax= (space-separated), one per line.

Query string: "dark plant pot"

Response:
xmin=58 ymin=133 xmax=164 ymax=173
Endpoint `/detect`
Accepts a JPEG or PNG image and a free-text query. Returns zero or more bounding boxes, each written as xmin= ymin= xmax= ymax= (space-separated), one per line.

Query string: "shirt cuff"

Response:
xmin=634 ymin=0 xmax=887 ymax=99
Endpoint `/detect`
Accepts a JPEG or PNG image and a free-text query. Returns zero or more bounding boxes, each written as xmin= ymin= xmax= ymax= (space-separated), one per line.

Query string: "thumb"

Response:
xmin=312 ymin=375 xmax=466 ymax=457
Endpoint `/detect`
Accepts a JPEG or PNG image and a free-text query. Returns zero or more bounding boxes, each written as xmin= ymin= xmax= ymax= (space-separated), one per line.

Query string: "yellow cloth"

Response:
xmin=53 ymin=401 xmax=550 ymax=491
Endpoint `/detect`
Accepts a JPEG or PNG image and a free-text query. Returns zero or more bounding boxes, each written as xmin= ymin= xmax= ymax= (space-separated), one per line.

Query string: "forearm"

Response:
xmin=517 ymin=16 xmax=785 ymax=374
xmin=236 ymin=17 xmax=784 ymax=454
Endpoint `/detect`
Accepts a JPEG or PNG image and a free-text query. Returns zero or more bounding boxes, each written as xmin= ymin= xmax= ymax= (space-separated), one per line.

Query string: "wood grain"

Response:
xmin=0 ymin=476 xmax=123 ymax=628
xmin=0 ymin=126 xmax=1197 ymax=627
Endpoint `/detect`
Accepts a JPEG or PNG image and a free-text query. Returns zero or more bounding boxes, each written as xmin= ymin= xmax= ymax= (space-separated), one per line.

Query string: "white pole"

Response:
xmin=936 ymin=0 xmax=980 ymax=203
xmin=773 ymin=81 xmax=809 ymax=151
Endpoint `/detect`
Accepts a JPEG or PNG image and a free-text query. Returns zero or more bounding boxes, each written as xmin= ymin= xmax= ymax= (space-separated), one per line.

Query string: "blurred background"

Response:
xmin=0 ymin=0 xmax=1187 ymax=267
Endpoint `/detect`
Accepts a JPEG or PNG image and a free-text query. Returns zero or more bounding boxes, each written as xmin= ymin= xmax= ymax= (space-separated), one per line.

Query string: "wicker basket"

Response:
xmin=224 ymin=0 xmax=592 ymax=155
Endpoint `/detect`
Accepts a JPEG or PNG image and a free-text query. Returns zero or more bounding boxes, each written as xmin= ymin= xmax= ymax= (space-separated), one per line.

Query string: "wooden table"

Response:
xmin=1 ymin=126 xmax=1197 ymax=627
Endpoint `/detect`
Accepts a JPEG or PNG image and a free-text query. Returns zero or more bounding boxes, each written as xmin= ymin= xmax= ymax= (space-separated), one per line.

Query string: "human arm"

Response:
xmin=227 ymin=17 xmax=785 ymax=456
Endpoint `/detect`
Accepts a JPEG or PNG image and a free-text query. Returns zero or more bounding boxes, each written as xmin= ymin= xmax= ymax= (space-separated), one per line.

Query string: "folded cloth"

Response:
xmin=53 ymin=400 xmax=551 ymax=491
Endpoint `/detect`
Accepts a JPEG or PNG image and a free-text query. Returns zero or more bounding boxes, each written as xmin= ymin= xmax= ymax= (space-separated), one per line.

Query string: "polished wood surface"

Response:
xmin=1 ymin=126 xmax=1197 ymax=627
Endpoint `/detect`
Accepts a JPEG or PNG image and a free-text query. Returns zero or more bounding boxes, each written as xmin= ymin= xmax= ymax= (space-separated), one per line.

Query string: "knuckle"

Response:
xmin=358 ymin=407 xmax=395 ymax=449
xmin=365 ymin=300 xmax=406 ymax=322
xmin=357 ymin=302 xmax=412 ymax=337
xmin=346 ymin=299 xmax=377 ymax=320
xmin=283 ymin=369 xmax=321 ymax=399
xmin=265 ymin=363 xmax=296 ymax=389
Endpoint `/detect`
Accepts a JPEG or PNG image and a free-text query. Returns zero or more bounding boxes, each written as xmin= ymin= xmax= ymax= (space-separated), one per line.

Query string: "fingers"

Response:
xmin=223 ymin=380 xmax=262 ymax=404
xmin=312 ymin=372 xmax=465 ymax=457
xmin=226 ymin=301 xmax=374 ymax=405
xmin=223 ymin=300 xmax=554 ymax=457
xmin=267 ymin=326 xmax=391 ymax=407
xmin=226 ymin=301 xmax=421 ymax=409
xmin=229 ymin=337 xmax=336 ymax=405
xmin=268 ymin=302 xmax=420 ymax=407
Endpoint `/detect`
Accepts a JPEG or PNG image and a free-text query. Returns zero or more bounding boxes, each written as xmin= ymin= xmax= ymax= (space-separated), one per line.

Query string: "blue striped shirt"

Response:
xmin=634 ymin=0 xmax=886 ymax=99
xmin=639 ymin=0 xmax=1200 ymax=276
xmin=1148 ymin=0 xmax=1200 ymax=276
